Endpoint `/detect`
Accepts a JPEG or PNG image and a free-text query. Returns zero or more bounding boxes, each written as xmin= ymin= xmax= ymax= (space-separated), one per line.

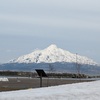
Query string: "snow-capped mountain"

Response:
xmin=1 ymin=44 xmax=99 ymax=75
xmin=10 ymin=44 xmax=97 ymax=65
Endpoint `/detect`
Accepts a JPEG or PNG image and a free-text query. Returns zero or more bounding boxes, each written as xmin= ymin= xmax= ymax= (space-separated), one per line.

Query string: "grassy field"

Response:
xmin=0 ymin=77 xmax=94 ymax=92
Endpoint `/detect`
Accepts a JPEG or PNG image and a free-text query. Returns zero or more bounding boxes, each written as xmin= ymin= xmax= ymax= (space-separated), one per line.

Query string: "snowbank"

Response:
xmin=0 ymin=80 xmax=100 ymax=100
xmin=0 ymin=78 xmax=9 ymax=82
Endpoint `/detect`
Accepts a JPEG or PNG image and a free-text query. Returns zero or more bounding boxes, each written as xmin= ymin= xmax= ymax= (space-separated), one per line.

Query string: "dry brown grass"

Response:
xmin=0 ymin=78 xmax=94 ymax=92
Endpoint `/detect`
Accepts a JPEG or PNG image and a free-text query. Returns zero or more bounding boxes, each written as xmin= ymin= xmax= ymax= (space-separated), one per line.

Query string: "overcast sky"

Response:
xmin=0 ymin=0 xmax=100 ymax=63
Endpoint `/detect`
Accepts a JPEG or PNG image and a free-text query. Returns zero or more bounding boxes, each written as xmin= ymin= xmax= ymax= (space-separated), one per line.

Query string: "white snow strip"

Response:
xmin=0 ymin=78 xmax=9 ymax=82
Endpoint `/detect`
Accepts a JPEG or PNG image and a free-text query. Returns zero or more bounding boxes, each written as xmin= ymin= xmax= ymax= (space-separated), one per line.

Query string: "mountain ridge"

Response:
xmin=10 ymin=44 xmax=97 ymax=65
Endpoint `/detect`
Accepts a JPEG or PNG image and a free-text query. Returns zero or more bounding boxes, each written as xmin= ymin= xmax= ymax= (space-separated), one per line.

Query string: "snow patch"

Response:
xmin=0 ymin=78 xmax=9 ymax=82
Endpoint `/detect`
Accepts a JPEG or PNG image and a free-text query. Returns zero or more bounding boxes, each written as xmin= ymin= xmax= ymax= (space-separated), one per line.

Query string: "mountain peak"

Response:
xmin=46 ymin=44 xmax=58 ymax=50
xmin=10 ymin=44 xmax=97 ymax=65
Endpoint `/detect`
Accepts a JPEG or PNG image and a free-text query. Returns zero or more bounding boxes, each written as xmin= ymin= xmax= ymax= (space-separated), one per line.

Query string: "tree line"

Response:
xmin=0 ymin=71 xmax=89 ymax=78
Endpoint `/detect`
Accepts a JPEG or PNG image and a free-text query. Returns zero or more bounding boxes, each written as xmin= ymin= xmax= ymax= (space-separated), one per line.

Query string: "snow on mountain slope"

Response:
xmin=10 ymin=44 xmax=97 ymax=65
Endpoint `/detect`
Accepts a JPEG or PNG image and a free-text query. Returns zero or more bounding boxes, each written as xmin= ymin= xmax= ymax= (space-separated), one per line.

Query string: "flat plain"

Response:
xmin=0 ymin=77 xmax=94 ymax=91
